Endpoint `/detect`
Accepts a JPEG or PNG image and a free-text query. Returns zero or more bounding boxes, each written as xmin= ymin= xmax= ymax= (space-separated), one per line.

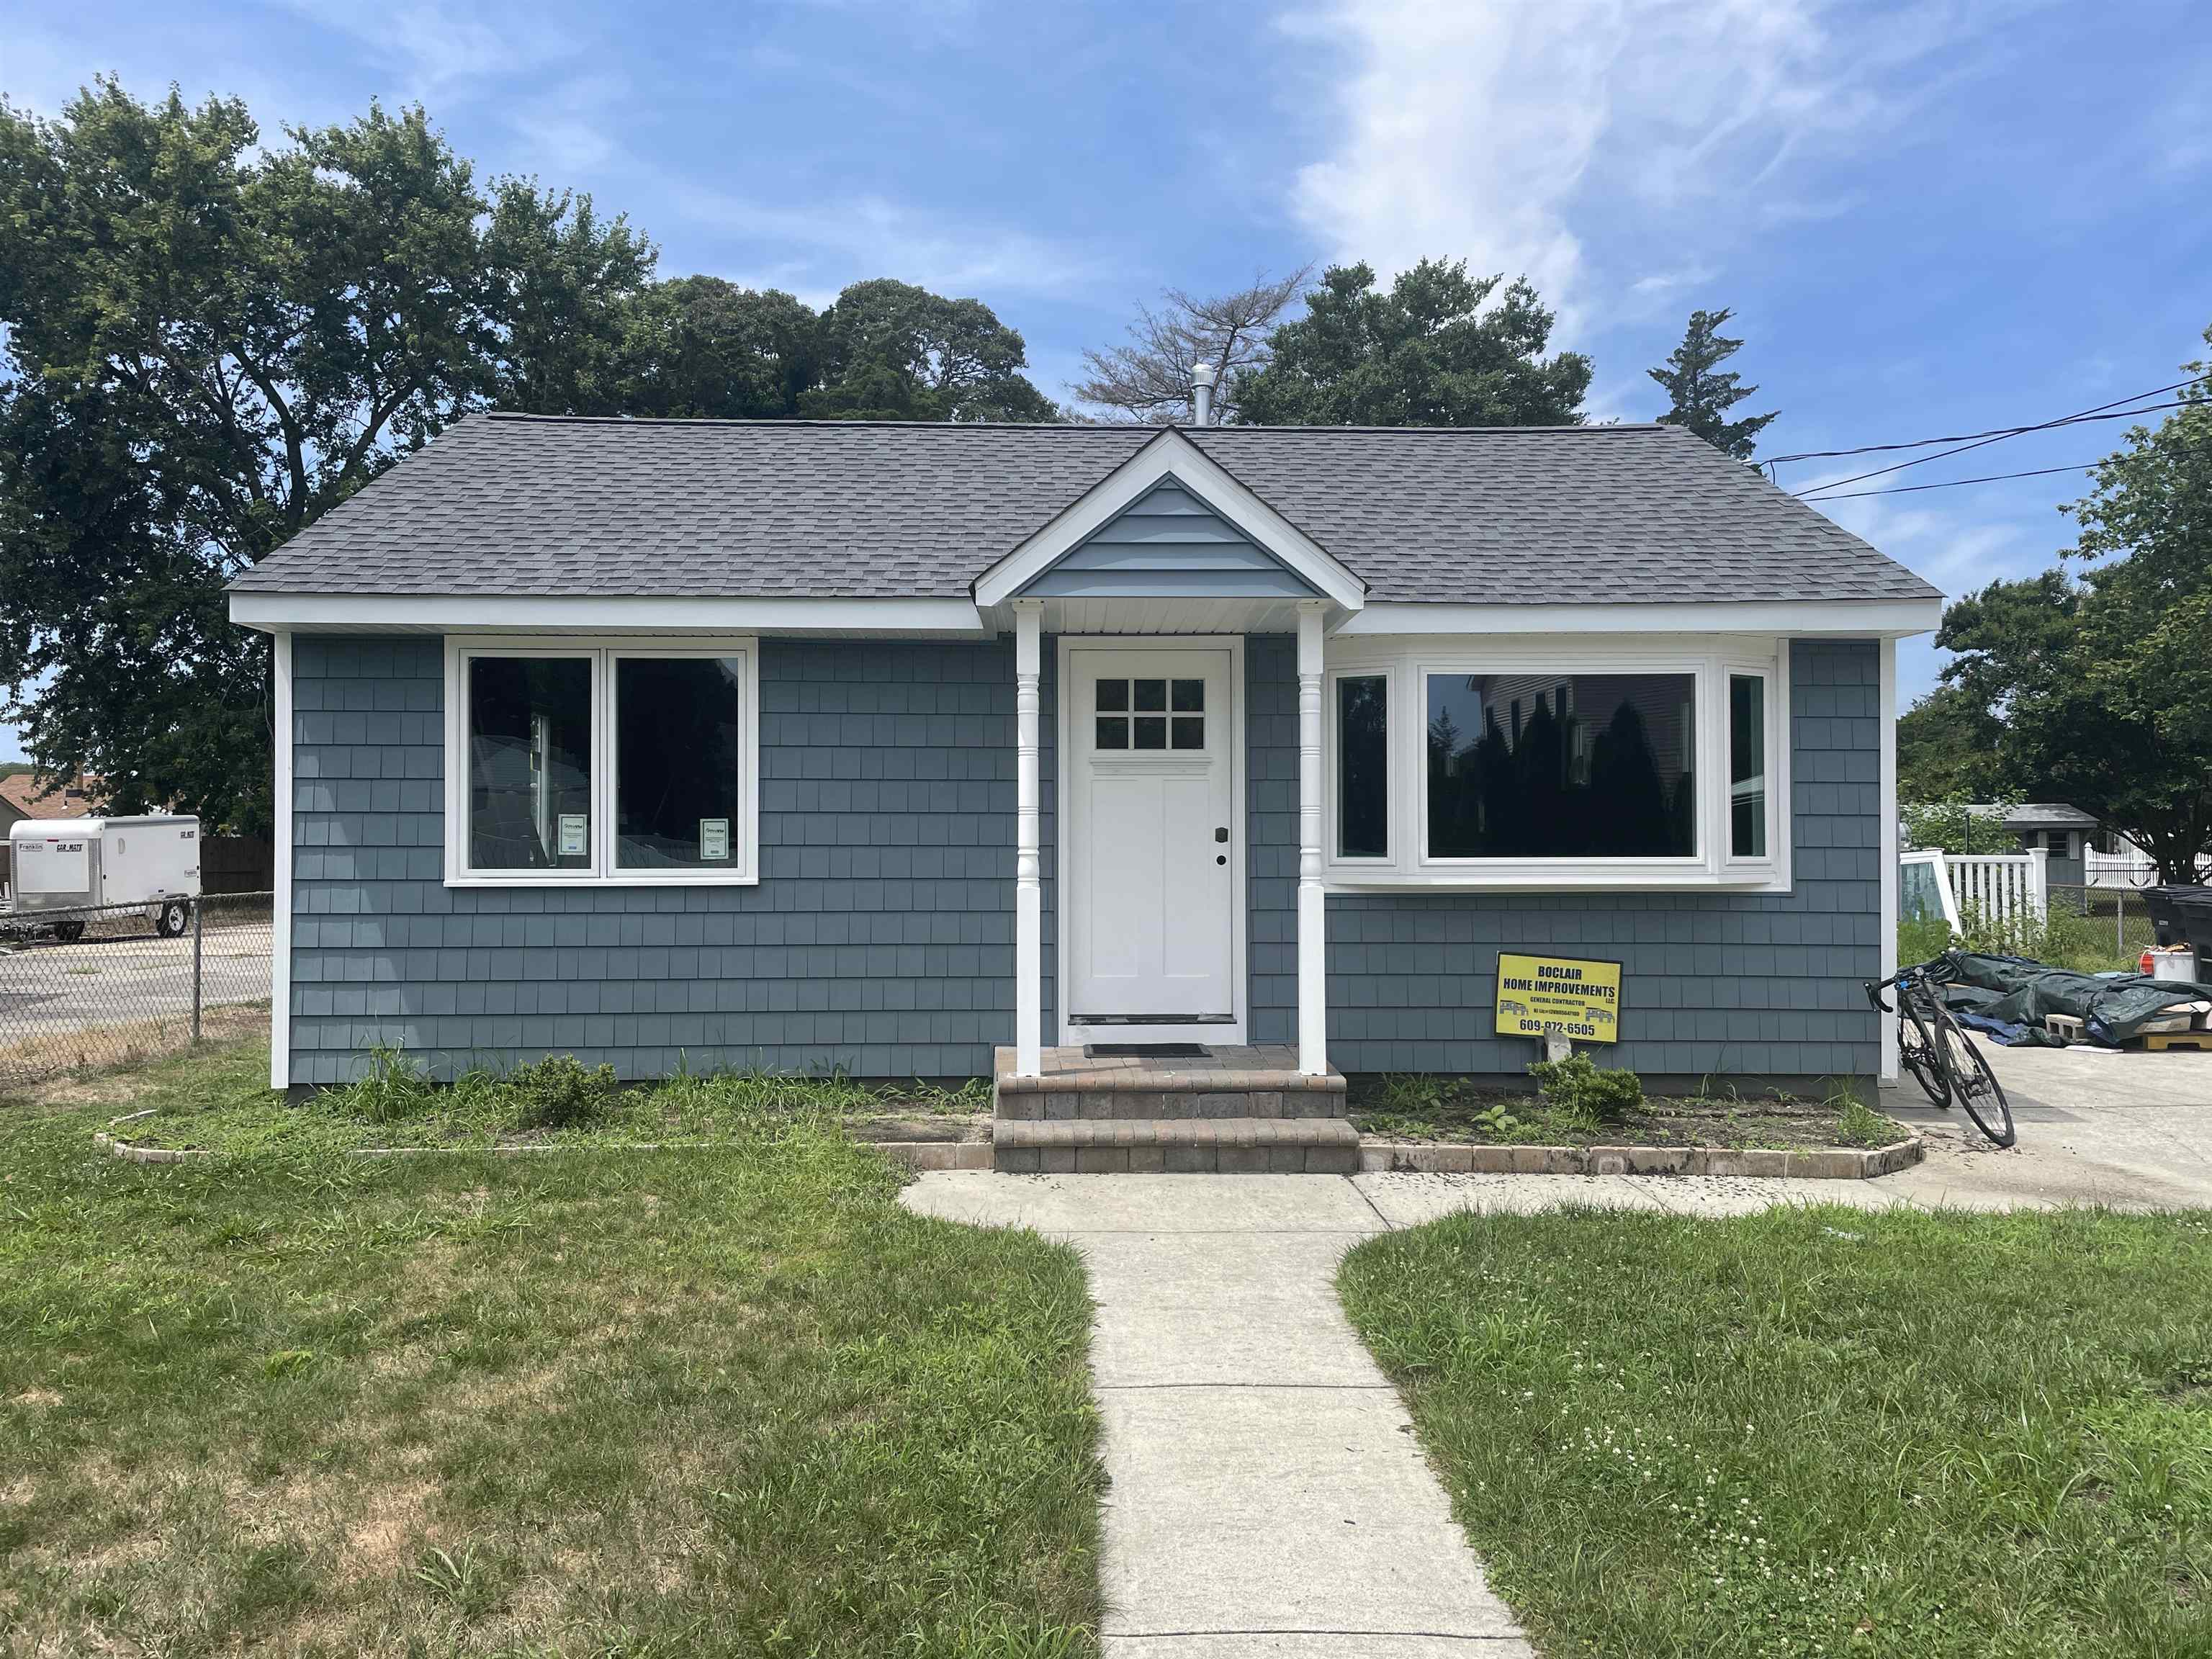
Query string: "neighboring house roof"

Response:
xmin=1956 ymin=802 xmax=2100 ymax=830
xmin=228 ymin=413 xmax=1941 ymax=607
xmin=2003 ymin=802 xmax=2100 ymax=830
xmin=0 ymin=773 xmax=99 ymax=819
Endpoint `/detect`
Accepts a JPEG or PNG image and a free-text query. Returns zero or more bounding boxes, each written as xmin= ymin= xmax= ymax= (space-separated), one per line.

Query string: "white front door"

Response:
xmin=1065 ymin=644 xmax=1240 ymax=1035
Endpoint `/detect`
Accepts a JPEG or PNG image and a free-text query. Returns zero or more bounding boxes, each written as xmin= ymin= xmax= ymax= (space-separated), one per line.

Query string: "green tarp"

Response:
xmin=1933 ymin=950 xmax=2212 ymax=1046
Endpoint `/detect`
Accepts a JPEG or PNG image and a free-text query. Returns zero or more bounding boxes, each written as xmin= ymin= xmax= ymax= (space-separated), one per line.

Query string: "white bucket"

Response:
xmin=2146 ymin=946 xmax=2201 ymax=984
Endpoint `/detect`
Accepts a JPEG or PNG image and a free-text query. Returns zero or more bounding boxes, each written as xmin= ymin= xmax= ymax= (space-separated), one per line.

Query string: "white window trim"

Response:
xmin=1722 ymin=655 xmax=1789 ymax=878
xmin=1321 ymin=634 xmax=1794 ymax=894
xmin=442 ymin=635 xmax=760 ymax=888
xmin=1325 ymin=662 xmax=1398 ymax=869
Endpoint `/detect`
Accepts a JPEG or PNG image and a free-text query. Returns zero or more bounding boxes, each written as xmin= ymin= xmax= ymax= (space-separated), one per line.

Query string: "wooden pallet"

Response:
xmin=2140 ymin=1030 xmax=2212 ymax=1053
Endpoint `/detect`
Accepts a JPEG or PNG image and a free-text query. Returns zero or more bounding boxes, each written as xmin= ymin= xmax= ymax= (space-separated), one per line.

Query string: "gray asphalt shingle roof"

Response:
xmin=228 ymin=412 xmax=1939 ymax=605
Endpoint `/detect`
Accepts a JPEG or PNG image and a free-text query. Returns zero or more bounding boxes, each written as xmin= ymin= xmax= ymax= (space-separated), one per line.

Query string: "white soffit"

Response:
xmin=1331 ymin=598 xmax=1944 ymax=639
xmin=228 ymin=593 xmax=991 ymax=637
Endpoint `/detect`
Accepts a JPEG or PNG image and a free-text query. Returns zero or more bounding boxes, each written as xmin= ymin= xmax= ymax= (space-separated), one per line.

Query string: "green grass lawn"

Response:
xmin=1 ymin=1038 xmax=1101 ymax=1658
xmin=1341 ymin=1207 xmax=2212 ymax=1659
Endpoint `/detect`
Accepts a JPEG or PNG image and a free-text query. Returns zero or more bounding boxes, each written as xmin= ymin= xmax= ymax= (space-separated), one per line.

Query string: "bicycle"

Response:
xmin=1865 ymin=958 xmax=2016 ymax=1147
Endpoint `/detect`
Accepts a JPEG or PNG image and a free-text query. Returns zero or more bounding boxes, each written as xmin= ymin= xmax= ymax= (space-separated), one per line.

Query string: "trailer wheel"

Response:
xmin=53 ymin=920 xmax=86 ymax=945
xmin=156 ymin=900 xmax=192 ymax=938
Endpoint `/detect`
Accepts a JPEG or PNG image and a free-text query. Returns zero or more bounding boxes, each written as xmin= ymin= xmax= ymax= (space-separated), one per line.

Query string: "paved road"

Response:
xmin=903 ymin=1041 xmax=2212 ymax=1656
xmin=0 ymin=925 xmax=272 ymax=1045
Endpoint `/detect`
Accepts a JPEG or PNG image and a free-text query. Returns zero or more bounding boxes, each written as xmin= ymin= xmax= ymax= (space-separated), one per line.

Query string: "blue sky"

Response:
xmin=2 ymin=0 xmax=2208 ymax=765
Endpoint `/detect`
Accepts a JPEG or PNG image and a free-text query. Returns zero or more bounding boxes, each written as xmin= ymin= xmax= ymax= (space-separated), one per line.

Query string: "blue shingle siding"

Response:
xmin=290 ymin=631 xmax=1879 ymax=1088
xmin=287 ymin=634 xmax=1054 ymax=1085
xmin=1305 ymin=639 xmax=1884 ymax=1082
xmin=1025 ymin=480 xmax=1318 ymax=598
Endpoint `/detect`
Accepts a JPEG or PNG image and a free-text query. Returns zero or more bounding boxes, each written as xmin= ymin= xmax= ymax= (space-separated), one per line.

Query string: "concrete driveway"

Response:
xmin=0 ymin=925 xmax=271 ymax=1048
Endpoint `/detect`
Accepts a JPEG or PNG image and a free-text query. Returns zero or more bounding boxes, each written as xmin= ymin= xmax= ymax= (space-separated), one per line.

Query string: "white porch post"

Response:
xmin=1296 ymin=601 xmax=1328 ymax=1076
xmin=1014 ymin=601 xmax=1044 ymax=1079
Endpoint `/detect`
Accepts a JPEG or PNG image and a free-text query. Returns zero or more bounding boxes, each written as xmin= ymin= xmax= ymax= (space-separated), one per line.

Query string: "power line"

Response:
xmin=1800 ymin=462 xmax=2097 ymax=503
xmin=1763 ymin=390 xmax=2193 ymax=466
xmin=1782 ymin=379 xmax=2200 ymax=496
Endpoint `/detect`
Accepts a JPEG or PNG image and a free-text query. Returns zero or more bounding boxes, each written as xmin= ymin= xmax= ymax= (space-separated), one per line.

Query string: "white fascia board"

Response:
xmin=229 ymin=592 xmax=989 ymax=637
xmin=972 ymin=429 xmax=1367 ymax=613
xmin=1333 ymin=598 xmax=1943 ymax=639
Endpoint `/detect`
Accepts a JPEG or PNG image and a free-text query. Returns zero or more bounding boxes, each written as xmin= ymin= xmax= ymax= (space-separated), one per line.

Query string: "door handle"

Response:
xmin=1213 ymin=827 xmax=1228 ymax=843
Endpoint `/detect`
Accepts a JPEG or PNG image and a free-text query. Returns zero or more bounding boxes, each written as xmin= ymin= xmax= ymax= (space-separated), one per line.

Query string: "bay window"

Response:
xmin=1424 ymin=672 xmax=1697 ymax=859
xmin=1323 ymin=640 xmax=1789 ymax=890
xmin=1729 ymin=672 xmax=1768 ymax=860
xmin=1334 ymin=671 xmax=1390 ymax=860
xmin=445 ymin=639 xmax=759 ymax=885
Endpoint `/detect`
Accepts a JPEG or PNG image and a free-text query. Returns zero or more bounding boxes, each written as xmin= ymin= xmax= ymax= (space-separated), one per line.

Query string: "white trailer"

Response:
xmin=3 ymin=817 xmax=201 ymax=942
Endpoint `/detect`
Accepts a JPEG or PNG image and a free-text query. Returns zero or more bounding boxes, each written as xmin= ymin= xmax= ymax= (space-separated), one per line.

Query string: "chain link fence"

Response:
xmin=0 ymin=890 xmax=274 ymax=1090
xmin=2046 ymin=883 xmax=2159 ymax=971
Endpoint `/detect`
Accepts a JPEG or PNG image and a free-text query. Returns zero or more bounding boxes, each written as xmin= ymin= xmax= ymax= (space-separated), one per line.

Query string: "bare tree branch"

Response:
xmin=1072 ymin=265 xmax=1312 ymax=424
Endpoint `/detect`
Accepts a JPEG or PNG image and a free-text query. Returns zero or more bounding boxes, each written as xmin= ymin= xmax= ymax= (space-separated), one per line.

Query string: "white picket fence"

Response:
xmin=2087 ymin=845 xmax=2212 ymax=889
xmin=1943 ymin=849 xmax=2047 ymax=925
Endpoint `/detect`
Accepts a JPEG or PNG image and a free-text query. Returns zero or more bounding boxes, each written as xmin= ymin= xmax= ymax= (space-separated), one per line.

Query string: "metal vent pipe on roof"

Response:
xmin=1191 ymin=361 xmax=1218 ymax=426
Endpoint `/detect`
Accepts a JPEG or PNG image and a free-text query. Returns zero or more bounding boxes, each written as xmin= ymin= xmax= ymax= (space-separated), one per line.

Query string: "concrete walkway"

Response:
xmin=903 ymin=1044 xmax=2212 ymax=1654
xmin=903 ymin=1172 xmax=1534 ymax=1657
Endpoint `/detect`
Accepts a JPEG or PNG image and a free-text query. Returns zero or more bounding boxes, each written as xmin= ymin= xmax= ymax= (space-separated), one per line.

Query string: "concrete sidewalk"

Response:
xmin=904 ymin=1047 xmax=2212 ymax=1655
xmin=902 ymin=1172 xmax=1535 ymax=1657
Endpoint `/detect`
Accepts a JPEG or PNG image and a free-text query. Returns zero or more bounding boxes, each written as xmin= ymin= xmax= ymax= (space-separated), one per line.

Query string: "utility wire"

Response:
xmin=1784 ymin=379 xmax=2200 ymax=497
xmin=1801 ymin=462 xmax=2097 ymax=503
xmin=1763 ymin=390 xmax=2193 ymax=466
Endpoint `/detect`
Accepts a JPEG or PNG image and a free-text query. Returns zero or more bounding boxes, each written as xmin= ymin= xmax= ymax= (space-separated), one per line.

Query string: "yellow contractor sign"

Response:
xmin=1494 ymin=953 xmax=1622 ymax=1044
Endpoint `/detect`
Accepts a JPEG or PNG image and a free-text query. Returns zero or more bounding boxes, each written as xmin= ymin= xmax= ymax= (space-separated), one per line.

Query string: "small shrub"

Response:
xmin=1467 ymin=1102 xmax=1526 ymax=1138
xmin=1527 ymin=1053 xmax=1643 ymax=1123
xmin=506 ymin=1054 xmax=621 ymax=1130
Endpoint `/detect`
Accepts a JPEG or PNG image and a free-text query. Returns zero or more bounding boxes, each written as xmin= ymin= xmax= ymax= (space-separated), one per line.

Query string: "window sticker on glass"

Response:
xmin=557 ymin=814 xmax=589 ymax=857
xmin=700 ymin=817 xmax=731 ymax=861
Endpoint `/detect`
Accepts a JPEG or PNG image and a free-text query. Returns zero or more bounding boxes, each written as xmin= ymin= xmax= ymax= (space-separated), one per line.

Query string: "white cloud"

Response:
xmin=508 ymin=76 xmax=627 ymax=174
xmin=1282 ymin=0 xmax=1984 ymax=336
xmin=666 ymin=186 xmax=1094 ymax=300
xmin=278 ymin=2 xmax=583 ymax=101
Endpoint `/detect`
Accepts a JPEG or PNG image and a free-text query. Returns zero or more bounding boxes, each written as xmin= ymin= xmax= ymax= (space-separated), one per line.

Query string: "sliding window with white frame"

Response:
xmin=1321 ymin=638 xmax=1790 ymax=891
xmin=443 ymin=637 xmax=760 ymax=886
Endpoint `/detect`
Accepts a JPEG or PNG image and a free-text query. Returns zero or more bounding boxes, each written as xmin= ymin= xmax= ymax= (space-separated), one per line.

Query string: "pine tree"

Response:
xmin=1649 ymin=308 xmax=1777 ymax=460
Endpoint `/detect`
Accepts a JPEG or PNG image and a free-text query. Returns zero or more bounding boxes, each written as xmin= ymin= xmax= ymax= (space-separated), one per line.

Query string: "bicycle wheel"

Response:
xmin=1930 ymin=1006 xmax=2015 ymax=1146
xmin=1897 ymin=995 xmax=1951 ymax=1108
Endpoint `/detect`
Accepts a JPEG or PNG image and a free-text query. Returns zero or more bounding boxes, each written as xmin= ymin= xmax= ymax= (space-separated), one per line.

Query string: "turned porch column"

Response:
xmin=1296 ymin=601 xmax=1328 ymax=1076
xmin=1014 ymin=601 xmax=1043 ymax=1079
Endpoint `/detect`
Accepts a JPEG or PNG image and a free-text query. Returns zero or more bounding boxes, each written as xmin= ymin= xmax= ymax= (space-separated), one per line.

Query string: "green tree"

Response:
xmin=1897 ymin=682 xmax=2010 ymax=801
xmin=801 ymin=279 xmax=1054 ymax=423
xmin=1236 ymin=259 xmax=1591 ymax=428
xmin=619 ymin=276 xmax=818 ymax=420
xmin=1933 ymin=333 xmax=2212 ymax=883
xmin=1648 ymin=307 xmax=1776 ymax=459
xmin=0 ymin=83 xmax=651 ymax=831
xmin=1899 ymin=796 xmax=2024 ymax=856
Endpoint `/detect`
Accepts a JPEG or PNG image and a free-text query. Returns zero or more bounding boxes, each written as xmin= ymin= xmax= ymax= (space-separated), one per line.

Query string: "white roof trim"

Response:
xmin=228 ymin=592 xmax=990 ymax=637
xmin=1332 ymin=598 xmax=1944 ymax=639
xmin=971 ymin=429 xmax=1367 ymax=613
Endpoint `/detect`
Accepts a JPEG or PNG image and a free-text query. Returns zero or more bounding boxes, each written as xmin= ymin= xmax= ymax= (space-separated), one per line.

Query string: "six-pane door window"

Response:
xmin=1095 ymin=678 xmax=1205 ymax=751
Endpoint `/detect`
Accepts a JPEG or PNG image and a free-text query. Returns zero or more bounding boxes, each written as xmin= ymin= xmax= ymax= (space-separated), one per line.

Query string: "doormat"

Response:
xmin=1083 ymin=1043 xmax=1211 ymax=1059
